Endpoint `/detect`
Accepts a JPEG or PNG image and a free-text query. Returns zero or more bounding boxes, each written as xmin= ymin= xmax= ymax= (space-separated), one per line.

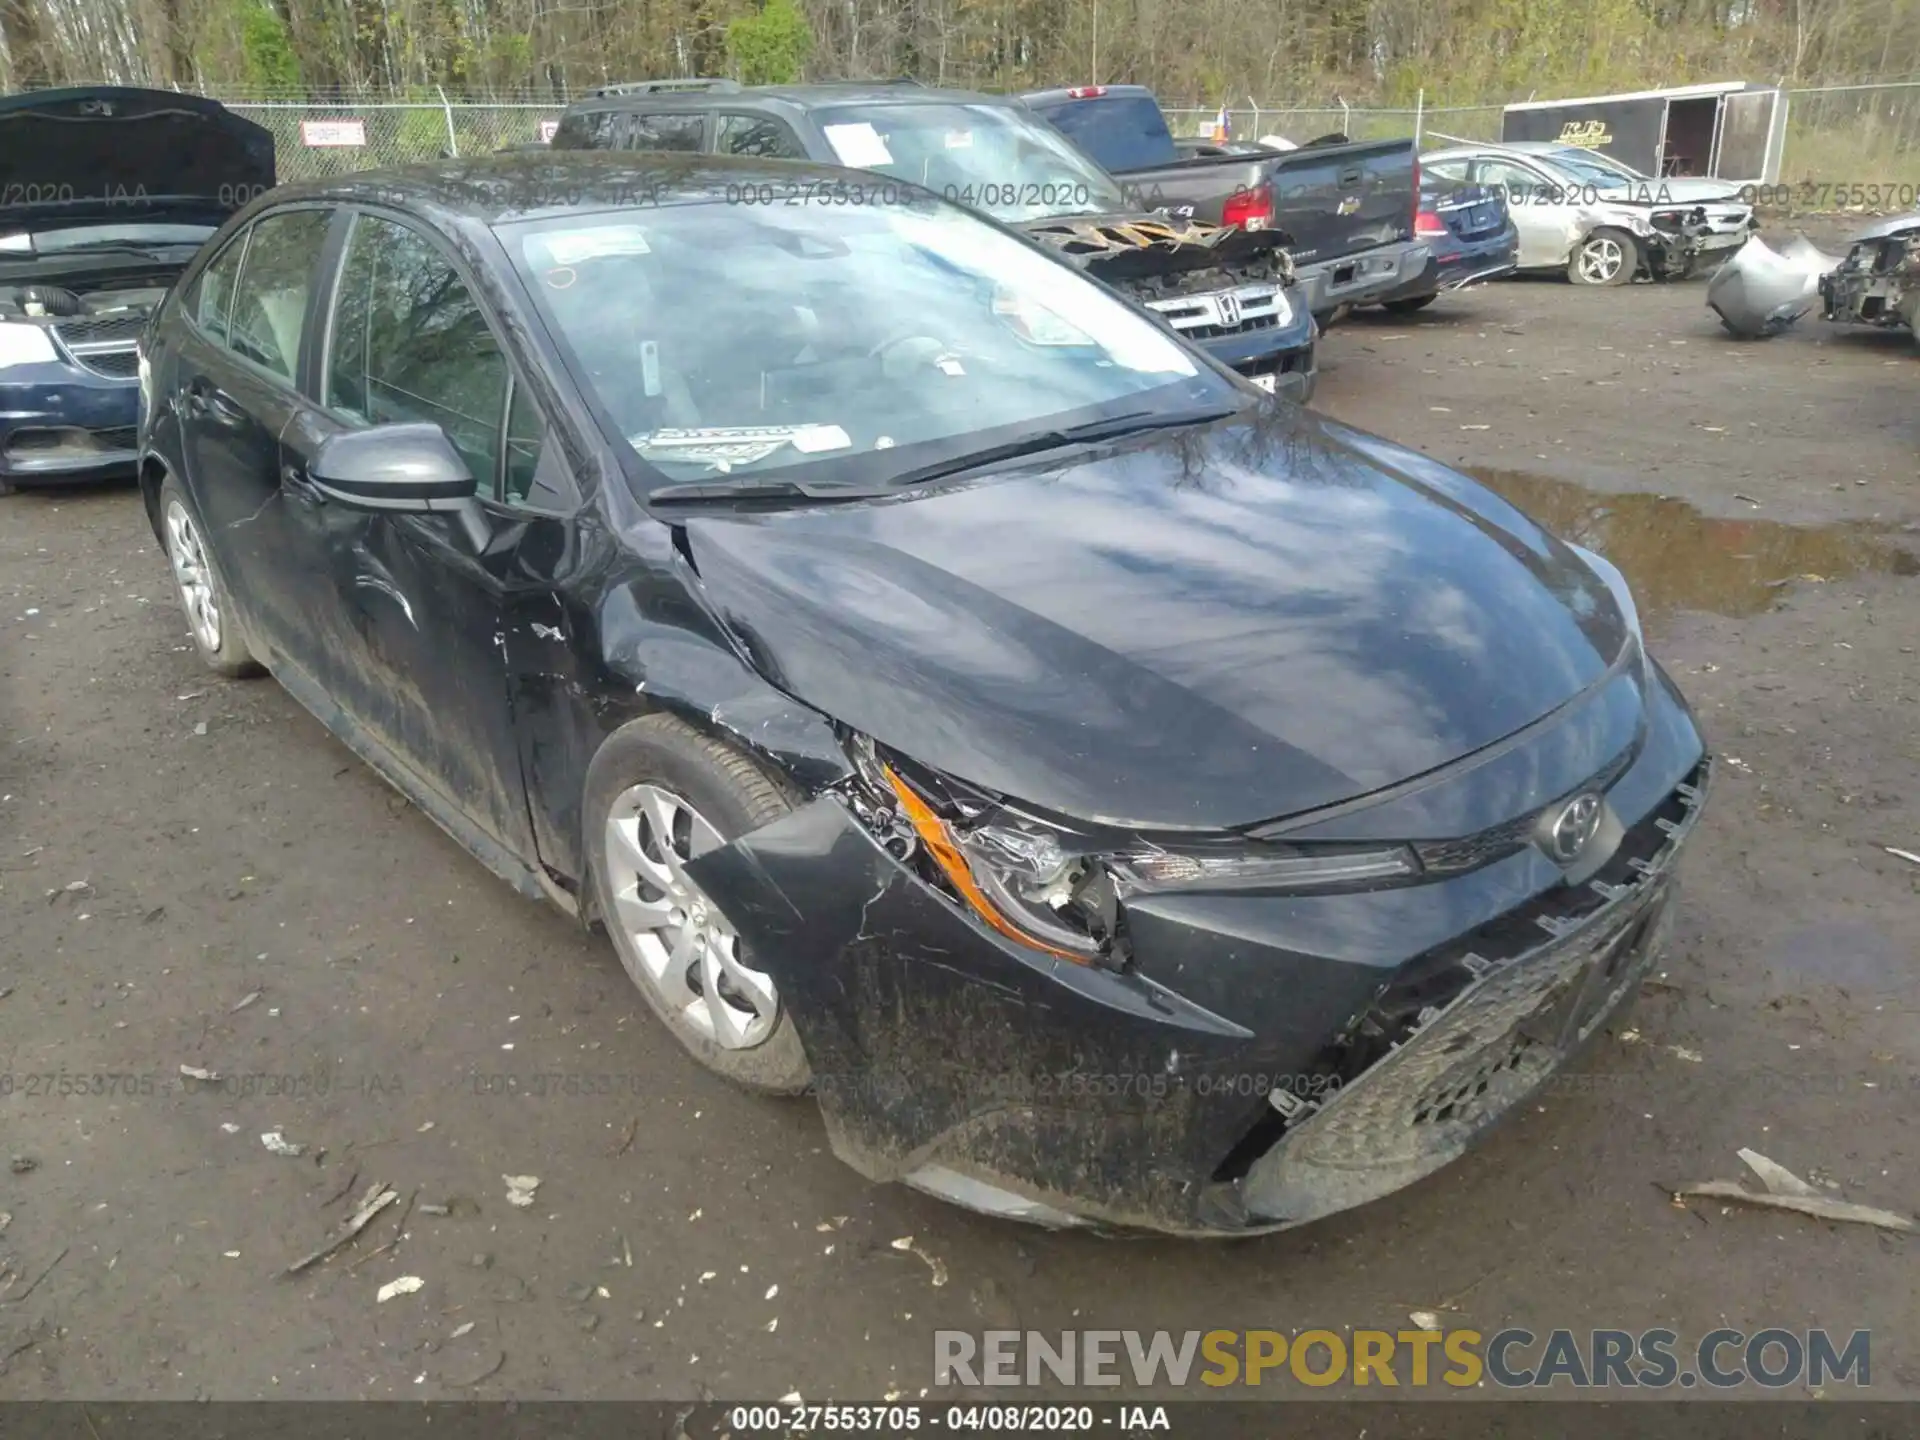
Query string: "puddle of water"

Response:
xmin=1471 ymin=469 xmax=1916 ymax=622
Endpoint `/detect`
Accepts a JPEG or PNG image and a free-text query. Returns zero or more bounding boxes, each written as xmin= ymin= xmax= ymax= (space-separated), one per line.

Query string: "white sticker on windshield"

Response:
xmin=823 ymin=122 xmax=895 ymax=168
xmin=790 ymin=424 xmax=852 ymax=453
xmin=640 ymin=340 xmax=661 ymax=398
xmin=542 ymin=226 xmax=652 ymax=266
xmin=944 ymin=130 xmax=975 ymax=150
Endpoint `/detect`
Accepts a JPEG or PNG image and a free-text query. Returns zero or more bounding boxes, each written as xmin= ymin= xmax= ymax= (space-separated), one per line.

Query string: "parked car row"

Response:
xmin=2 ymin=79 xmax=1712 ymax=1240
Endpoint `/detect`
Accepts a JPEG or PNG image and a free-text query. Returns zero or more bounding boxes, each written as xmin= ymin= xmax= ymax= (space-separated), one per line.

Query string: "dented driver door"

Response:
xmin=272 ymin=209 xmax=554 ymax=860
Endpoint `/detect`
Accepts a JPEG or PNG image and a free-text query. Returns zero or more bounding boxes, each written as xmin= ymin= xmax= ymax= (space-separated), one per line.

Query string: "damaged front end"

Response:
xmin=1820 ymin=213 xmax=1920 ymax=334
xmin=1639 ymin=203 xmax=1756 ymax=281
xmin=1017 ymin=213 xmax=1314 ymax=394
xmin=684 ymin=715 xmax=1711 ymax=1236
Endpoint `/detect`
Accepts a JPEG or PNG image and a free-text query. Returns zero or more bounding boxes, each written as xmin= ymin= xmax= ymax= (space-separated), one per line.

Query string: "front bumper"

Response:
xmin=1295 ymin=241 xmax=1432 ymax=318
xmin=687 ymin=665 xmax=1710 ymax=1236
xmin=1 ymin=361 xmax=141 ymax=485
xmin=1646 ymin=215 xmax=1758 ymax=280
xmin=1374 ymin=226 xmax=1519 ymax=306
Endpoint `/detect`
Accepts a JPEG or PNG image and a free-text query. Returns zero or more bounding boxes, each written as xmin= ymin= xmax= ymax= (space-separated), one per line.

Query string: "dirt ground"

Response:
xmin=1 ymin=244 xmax=1916 ymax=1405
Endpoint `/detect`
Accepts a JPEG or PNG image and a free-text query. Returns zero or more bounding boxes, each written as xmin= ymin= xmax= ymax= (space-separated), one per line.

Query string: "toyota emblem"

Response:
xmin=1545 ymin=793 xmax=1604 ymax=865
xmin=1215 ymin=292 xmax=1242 ymax=328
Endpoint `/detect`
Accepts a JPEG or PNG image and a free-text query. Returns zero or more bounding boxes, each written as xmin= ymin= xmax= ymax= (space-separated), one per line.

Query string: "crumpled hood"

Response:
xmin=682 ymin=409 xmax=1631 ymax=830
xmin=1015 ymin=211 xmax=1293 ymax=288
xmin=0 ymin=87 xmax=275 ymax=231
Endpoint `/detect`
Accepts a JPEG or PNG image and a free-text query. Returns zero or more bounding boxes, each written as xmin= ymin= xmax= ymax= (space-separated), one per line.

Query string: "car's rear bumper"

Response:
xmin=1374 ymin=227 xmax=1520 ymax=306
xmin=1296 ymin=240 xmax=1433 ymax=317
xmin=686 ymin=665 xmax=1709 ymax=1236
xmin=1 ymin=366 xmax=141 ymax=485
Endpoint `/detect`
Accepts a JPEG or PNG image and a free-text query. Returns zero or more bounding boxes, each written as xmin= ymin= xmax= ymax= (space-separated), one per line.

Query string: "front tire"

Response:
xmin=159 ymin=475 xmax=261 ymax=678
xmin=585 ymin=714 xmax=811 ymax=1094
xmin=1569 ymin=228 xmax=1637 ymax=287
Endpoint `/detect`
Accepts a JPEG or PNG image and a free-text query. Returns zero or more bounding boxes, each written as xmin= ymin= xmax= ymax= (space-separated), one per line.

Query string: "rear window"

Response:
xmin=1027 ymin=94 xmax=1177 ymax=173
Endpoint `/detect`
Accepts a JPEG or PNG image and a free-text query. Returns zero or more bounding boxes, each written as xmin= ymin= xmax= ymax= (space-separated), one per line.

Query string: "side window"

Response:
xmin=192 ymin=232 xmax=249 ymax=345
xmin=610 ymin=111 xmax=705 ymax=152
xmin=716 ymin=114 xmax=807 ymax=160
xmin=226 ymin=209 xmax=331 ymax=382
xmin=327 ymin=214 xmax=508 ymax=486
xmin=1476 ymin=159 xmax=1545 ymax=203
xmin=1423 ymin=159 xmax=1470 ymax=183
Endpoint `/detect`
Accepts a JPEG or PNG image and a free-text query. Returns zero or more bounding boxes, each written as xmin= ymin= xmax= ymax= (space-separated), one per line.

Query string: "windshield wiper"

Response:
xmin=885 ymin=404 xmax=1240 ymax=489
xmin=647 ymin=476 xmax=887 ymax=504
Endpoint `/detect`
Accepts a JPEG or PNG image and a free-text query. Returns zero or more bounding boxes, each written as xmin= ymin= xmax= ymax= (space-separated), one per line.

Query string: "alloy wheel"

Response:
xmin=603 ymin=783 xmax=778 ymax=1049
xmin=164 ymin=498 xmax=222 ymax=654
xmin=1578 ymin=235 xmax=1625 ymax=284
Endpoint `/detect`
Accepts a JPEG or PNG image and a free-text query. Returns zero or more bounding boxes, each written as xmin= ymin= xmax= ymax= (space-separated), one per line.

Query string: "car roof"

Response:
xmin=566 ymin=81 xmax=1012 ymax=113
xmin=256 ymin=151 xmax=910 ymax=227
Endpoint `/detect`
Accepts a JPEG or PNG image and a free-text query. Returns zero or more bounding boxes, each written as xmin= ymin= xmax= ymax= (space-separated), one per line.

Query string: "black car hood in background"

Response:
xmin=681 ymin=410 xmax=1632 ymax=831
xmin=0 ymin=87 xmax=275 ymax=230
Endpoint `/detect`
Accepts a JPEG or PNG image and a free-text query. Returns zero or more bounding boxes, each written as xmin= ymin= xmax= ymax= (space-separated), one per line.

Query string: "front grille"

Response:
xmin=1413 ymin=744 xmax=1637 ymax=878
xmin=73 ymin=349 xmax=140 ymax=379
xmin=1227 ymin=758 xmax=1710 ymax=1212
xmin=1146 ymin=284 xmax=1288 ymax=340
xmin=54 ymin=315 xmax=145 ymax=347
xmin=53 ymin=316 xmax=143 ymax=380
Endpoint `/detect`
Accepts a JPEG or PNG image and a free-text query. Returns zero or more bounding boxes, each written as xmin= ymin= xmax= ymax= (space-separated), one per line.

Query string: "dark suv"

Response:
xmin=553 ymin=80 xmax=1318 ymax=401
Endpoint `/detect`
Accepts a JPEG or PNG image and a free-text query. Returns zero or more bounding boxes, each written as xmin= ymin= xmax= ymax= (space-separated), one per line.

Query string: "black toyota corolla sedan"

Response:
xmin=139 ymin=152 xmax=1709 ymax=1236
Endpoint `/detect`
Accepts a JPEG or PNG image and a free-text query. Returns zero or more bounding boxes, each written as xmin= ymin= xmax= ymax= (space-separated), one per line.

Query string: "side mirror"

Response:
xmin=310 ymin=423 xmax=477 ymax=511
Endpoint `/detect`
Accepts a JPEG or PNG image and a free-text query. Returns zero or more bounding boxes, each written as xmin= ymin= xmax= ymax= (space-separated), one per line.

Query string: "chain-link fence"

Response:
xmin=225 ymin=85 xmax=1920 ymax=195
xmin=226 ymin=102 xmax=564 ymax=179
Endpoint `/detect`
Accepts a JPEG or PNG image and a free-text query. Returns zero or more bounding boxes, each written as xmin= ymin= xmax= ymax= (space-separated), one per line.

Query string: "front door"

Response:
xmin=278 ymin=209 xmax=562 ymax=860
xmin=173 ymin=209 xmax=334 ymax=667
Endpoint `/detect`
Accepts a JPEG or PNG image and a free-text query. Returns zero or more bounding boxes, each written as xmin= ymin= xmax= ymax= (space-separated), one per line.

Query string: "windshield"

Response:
xmin=504 ymin=196 xmax=1237 ymax=493
xmin=1542 ymin=148 xmax=1645 ymax=186
xmin=813 ymin=103 xmax=1129 ymax=221
xmin=0 ymin=222 xmax=219 ymax=255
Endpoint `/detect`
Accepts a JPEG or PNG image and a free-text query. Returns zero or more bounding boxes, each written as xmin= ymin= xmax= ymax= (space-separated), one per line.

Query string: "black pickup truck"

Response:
xmin=1021 ymin=85 xmax=1430 ymax=322
xmin=552 ymin=81 xmax=1320 ymax=400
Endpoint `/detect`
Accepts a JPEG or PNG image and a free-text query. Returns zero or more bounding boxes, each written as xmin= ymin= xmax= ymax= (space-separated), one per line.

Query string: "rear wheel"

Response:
xmin=159 ymin=475 xmax=261 ymax=678
xmin=585 ymin=714 xmax=811 ymax=1093
xmin=1569 ymin=228 xmax=1637 ymax=286
xmin=1382 ymin=294 xmax=1438 ymax=314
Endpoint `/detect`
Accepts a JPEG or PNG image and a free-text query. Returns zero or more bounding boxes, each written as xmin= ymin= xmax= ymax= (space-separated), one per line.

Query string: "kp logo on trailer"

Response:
xmin=1557 ymin=120 xmax=1613 ymax=149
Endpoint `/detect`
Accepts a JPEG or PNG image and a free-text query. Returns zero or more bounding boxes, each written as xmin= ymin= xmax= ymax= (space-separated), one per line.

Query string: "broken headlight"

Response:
xmin=841 ymin=733 xmax=1422 ymax=968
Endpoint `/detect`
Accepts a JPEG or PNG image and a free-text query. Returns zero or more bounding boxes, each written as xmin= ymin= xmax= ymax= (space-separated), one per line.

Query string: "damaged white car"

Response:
xmin=1422 ymin=140 xmax=1757 ymax=286
xmin=1819 ymin=212 xmax=1920 ymax=337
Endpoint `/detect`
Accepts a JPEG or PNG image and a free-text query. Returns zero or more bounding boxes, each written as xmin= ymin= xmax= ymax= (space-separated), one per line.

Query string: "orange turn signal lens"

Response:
xmin=881 ymin=765 xmax=1091 ymax=964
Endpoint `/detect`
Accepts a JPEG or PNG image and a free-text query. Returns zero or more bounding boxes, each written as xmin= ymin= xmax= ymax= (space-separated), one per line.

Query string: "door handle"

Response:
xmin=186 ymin=378 xmax=246 ymax=426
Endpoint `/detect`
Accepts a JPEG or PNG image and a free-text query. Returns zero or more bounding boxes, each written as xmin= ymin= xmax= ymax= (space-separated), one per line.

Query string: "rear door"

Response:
xmin=1473 ymin=156 xmax=1575 ymax=267
xmin=172 ymin=207 xmax=334 ymax=666
xmin=276 ymin=209 xmax=570 ymax=859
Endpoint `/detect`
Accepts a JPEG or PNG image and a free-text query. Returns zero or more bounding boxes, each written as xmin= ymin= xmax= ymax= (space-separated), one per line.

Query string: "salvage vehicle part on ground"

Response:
xmin=1421 ymin=141 xmax=1756 ymax=286
xmin=552 ymin=83 xmax=1319 ymax=401
xmin=138 ymin=152 xmax=1711 ymax=1237
xmin=0 ymin=86 xmax=274 ymax=495
xmin=1706 ymin=233 xmax=1841 ymax=338
xmin=1818 ymin=212 xmax=1920 ymax=338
